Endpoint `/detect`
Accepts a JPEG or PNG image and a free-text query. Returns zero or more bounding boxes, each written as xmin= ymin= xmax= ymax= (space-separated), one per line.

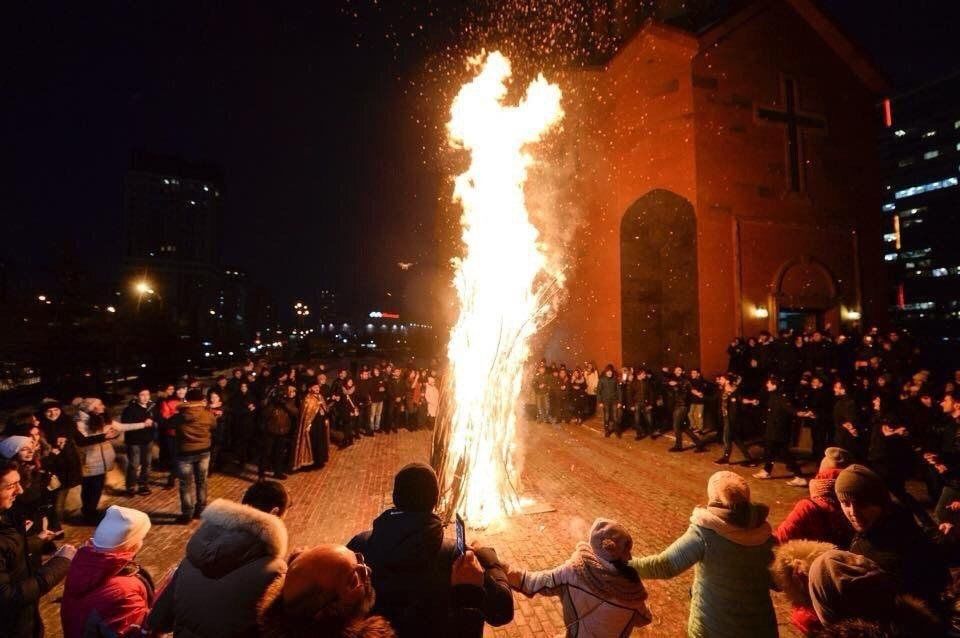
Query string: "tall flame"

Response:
xmin=436 ymin=51 xmax=564 ymax=528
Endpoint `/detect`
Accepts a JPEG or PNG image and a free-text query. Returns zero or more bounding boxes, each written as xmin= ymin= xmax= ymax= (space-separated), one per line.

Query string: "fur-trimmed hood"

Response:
xmin=186 ymin=498 xmax=288 ymax=579
xmin=770 ymin=540 xmax=836 ymax=607
xmin=690 ymin=505 xmax=772 ymax=546
xmin=257 ymin=577 xmax=396 ymax=638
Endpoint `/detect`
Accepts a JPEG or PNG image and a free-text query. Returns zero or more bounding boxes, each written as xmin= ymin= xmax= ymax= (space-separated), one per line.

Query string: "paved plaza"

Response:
xmin=41 ymin=420 xmax=807 ymax=637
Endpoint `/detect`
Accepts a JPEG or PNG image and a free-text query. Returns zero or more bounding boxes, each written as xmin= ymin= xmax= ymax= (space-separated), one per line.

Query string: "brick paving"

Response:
xmin=40 ymin=419 xmax=806 ymax=637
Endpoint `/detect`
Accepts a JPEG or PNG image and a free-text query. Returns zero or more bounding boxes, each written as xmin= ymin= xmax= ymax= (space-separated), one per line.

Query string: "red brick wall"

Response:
xmin=547 ymin=6 xmax=885 ymax=373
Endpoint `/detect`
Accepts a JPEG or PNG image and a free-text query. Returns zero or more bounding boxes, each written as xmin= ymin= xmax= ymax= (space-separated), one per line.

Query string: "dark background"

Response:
xmin=3 ymin=0 xmax=960 ymax=314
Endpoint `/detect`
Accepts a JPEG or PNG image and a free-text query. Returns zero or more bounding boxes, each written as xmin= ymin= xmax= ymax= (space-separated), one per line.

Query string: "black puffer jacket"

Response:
xmin=148 ymin=498 xmax=288 ymax=638
xmin=37 ymin=413 xmax=82 ymax=489
xmin=0 ymin=510 xmax=70 ymax=638
xmin=347 ymin=510 xmax=512 ymax=638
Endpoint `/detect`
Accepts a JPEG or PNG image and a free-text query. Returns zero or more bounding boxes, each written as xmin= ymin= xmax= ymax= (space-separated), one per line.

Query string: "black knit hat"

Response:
xmin=393 ymin=463 xmax=439 ymax=513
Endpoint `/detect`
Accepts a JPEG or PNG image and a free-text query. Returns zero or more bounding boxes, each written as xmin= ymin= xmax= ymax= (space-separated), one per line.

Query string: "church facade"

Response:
xmin=549 ymin=0 xmax=889 ymax=373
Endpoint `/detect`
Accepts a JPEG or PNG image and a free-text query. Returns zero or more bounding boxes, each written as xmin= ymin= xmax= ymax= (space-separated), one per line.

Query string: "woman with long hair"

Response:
xmin=74 ymin=398 xmax=120 ymax=522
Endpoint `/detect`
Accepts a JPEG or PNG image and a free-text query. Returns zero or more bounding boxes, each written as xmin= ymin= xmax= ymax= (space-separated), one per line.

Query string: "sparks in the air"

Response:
xmin=439 ymin=50 xmax=564 ymax=528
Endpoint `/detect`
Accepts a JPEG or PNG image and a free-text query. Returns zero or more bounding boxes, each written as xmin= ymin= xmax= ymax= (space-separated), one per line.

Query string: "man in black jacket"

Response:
xmin=666 ymin=367 xmax=704 ymax=452
xmin=0 ymin=460 xmax=75 ymax=638
xmin=121 ymin=387 xmax=157 ymax=496
xmin=347 ymin=463 xmax=513 ymax=638
xmin=384 ymin=369 xmax=405 ymax=434
xmin=754 ymin=375 xmax=804 ymax=484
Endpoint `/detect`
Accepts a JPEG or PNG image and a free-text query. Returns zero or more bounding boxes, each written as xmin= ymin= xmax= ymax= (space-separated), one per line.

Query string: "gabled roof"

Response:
xmin=698 ymin=0 xmax=889 ymax=94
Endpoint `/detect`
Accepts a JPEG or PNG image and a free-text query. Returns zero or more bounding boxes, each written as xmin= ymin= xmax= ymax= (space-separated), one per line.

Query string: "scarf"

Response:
xmin=565 ymin=542 xmax=649 ymax=606
xmin=690 ymin=505 xmax=772 ymax=546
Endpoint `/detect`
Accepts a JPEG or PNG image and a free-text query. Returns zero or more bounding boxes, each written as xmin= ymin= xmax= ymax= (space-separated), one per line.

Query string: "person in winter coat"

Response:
xmin=629 ymin=471 xmax=777 ymax=638
xmin=148 ymin=481 xmax=290 ymax=638
xmin=259 ymin=385 xmax=297 ymax=477
xmin=159 ymin=384 xmax=188 ymax=489
xmin=229 ymin=382 xmax=258 ymax=468
xmin=807 ymin=549 xmax=943 ymax=637
xmin=584 ymin=363 xmax=599 ymax=417
xmin=569 ymin=369 xmax=587 ymax=424
xmin=60 ymin=505 xmax=154 ymax=638
xmin=532 ymin=364 xmax=550 ymax=423
xmin=169 ymin=389 xmax=217 ymax=523
xmin=260 ymin=542 xmax=499 ymax=638
xmin=121 ymin=388 xmax=157 ymax=496
xmin=423 ymin=376 xmax=440 ymax=430
xmin=0 ymin=459 xmax=76 ymax=638
xmin=37 ymin=399 xmax=83 ymax=528
xmin=769 ymin=539 xmax=837 ymax=635
xmin=831 ymin=380 xmax=863 ymax=460
xmin=74 ymin=398 xmax=121 ymax=522
xmin=834 ymin=464 xmax=950 ymax=606
xmin=347 ymin=463 xmax=514 ymax=638
xmin=666 ymin=367 xmax=705 ymax=452
xmin=368 ymin=367 xmax=387 ymax=434
xmin=384 ymin=369 xmax=405 ymax=434
xmin=597 ymin=364 xmax=619 ymax=436
xmin=754 ymin=375 xmax=804 ymax=485
xmin=335 ymin=379 xmax=362 ymax=446
xmin=774 ymin=447 xmax=854 ymax=547
xmin=713 ymin=373 xmax=754 ymax=466
xmin=0 ymin=436 xmax=50 ymax=542
xmin=508 ymin=518 xmax=651 ymax=637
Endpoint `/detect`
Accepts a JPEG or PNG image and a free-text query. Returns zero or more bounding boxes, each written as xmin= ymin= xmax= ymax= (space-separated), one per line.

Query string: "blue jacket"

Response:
xmin=630 ymin=507 xmax=777 ymax=638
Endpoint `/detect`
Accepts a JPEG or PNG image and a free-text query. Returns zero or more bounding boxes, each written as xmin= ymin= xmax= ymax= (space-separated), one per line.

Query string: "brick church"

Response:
xmin=548 ymin=0 xmax=889 ymax=373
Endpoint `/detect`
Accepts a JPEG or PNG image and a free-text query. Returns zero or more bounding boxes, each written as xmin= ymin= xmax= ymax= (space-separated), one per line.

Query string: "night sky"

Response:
xmin=3 ymin=1 xmax=960 ymax=316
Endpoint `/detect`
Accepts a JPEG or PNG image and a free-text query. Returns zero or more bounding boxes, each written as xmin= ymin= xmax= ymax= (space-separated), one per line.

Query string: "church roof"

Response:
xmin=698 ymin=0 xmax=889 ymax=94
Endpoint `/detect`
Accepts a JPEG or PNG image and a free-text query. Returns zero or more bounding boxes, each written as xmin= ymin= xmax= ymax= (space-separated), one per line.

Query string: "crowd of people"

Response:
xmin=3 ymin=325 xmax=960 ymax=636
xmin=0 ymin=360 xmax=444 ymax=529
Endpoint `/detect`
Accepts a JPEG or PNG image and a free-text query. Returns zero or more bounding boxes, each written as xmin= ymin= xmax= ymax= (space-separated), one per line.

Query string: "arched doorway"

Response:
xmin=773 ymin=256 xmax=838 ymax=332
xmin=620 ymin=189 xmax=699 ymax=367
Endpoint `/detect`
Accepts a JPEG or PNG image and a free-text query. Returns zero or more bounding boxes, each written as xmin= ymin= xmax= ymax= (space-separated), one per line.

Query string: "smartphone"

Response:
xmin=455 ymin=514 xmax=466 ymax=558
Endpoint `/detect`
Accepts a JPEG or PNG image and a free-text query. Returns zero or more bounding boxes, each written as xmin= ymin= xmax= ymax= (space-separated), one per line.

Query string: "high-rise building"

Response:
xmin=122 ymin=151 xmax=229 ymax=340
xmin=880 ymin=73 xmax=960 ymax=343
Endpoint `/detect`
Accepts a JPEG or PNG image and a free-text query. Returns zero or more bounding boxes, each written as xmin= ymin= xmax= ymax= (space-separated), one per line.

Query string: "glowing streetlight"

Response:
xmin=106 ymin=306 xmax=116 ymax=313
xmin=134 ymin=281 xmax=152 ymax=295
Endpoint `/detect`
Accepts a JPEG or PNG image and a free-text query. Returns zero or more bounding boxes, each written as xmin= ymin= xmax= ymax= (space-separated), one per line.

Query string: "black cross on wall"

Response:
xmin=757 ymin=77 xmax=827 ymax=192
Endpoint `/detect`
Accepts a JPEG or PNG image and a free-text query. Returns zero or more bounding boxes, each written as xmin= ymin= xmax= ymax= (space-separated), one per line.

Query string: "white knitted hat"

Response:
xmin=93 ymin=506 xmax=151 ymax=550
xmin=0 ymin=436 xmax=32 ymax=460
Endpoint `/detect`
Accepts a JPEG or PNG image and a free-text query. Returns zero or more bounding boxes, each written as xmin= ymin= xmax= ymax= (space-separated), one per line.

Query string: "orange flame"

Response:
xmin=442 ymin=51 xmax=563 ymax=528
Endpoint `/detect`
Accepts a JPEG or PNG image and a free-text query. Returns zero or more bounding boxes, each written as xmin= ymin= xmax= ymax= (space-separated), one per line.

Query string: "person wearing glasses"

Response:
xmin=0 ymin=459 xmax=76 ymax=638
xmin=257 ymin=543 xmax=490 ymax=638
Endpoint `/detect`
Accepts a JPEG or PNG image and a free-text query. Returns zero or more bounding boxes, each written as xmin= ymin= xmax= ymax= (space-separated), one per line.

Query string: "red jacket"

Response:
xmin=60 ymin=545 xmax=152 ymax=638
xmin=773 ymin=475 xmax=853 ymax=547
